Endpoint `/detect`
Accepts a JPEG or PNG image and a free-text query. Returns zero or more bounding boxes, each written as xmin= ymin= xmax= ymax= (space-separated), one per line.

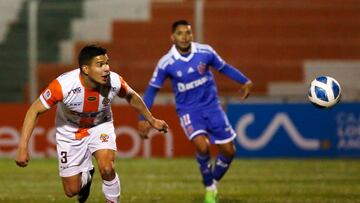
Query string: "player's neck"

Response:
xmin=80 ymin=73 xmax=99 ymax=90
xmin=177 ymin=49 xmax=191 ymax=55
xmin=175 ymin=45 xmax=191 ymax=55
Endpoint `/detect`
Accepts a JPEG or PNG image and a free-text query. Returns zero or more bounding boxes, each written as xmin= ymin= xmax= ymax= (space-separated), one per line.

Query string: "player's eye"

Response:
xmin=97 ymin=62 xmax=108 ymax=67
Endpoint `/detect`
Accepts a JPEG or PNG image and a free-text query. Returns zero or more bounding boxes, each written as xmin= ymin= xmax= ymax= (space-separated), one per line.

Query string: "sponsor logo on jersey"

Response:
xmin=68 ymin=87 xmax=81 ymax=95
xmin=177 ymin=76 xmax=208 ymax=92
xmin=100 ymin=133 xmax=109 ymax=142
xmin=43 ymin=89 xmax=51 ymax=100
xmin=87 ymin=96 xmax=97 ymax=102
xmin=70 ymin=110 xmax=103 ymax=118
xmin=197 ymin=62 xmax=206 ymax=75
xmin=69 ymin=102 xmax=82 ymax=107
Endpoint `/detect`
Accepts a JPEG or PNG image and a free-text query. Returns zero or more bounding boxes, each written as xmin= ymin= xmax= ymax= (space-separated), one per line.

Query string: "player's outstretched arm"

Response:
xmin=137 ymin=85 xmax=160 ymax=139
xmin=217 ymin=63 xmax=252 ymax=100
xmin=124 ymin=87 xmax=168 ymax=138
xmin=16 ymin=98 xmax=48 ymax=167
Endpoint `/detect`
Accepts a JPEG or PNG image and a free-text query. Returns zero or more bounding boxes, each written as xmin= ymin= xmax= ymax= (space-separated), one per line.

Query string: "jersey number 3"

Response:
xmin=60 ymin=151 xmax=67 ymax=163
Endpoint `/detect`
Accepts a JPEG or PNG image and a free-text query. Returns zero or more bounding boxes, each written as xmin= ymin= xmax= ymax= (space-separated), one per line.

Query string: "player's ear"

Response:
xmin=81 ymin=65 xmax=89 ymax=75
xmin=170 ymin=35 xmax=175 ymax=43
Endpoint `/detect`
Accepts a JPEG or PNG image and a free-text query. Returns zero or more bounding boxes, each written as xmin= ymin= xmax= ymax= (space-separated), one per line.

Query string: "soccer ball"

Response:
xmin=308 ymin=76 xmax=341 ymax=108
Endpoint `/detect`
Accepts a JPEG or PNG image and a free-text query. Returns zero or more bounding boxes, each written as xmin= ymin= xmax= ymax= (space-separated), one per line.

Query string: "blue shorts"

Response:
xmin=178 ymin=106 xmax=236 ymax=144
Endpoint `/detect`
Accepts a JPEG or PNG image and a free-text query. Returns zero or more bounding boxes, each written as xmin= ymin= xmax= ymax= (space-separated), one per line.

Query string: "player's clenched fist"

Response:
xmin=138 ymin=118 xmax=168 ymax=139
xmin=150 ymin=118 xmax=169 ymax=133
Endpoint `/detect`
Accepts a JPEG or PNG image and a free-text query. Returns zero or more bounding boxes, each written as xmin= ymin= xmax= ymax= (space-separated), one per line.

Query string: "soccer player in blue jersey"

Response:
xmin=138 ymin=20 xmax=252 ymax=203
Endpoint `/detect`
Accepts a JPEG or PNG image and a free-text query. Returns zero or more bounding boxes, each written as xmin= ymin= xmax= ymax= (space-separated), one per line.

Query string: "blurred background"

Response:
xmin=0 ymin=0 xmax=359 ymax=158
xmin=1 ymin=1 xmax=360 ymax=202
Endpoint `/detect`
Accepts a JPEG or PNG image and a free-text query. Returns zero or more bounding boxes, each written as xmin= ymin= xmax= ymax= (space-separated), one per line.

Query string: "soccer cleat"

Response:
xmin=78 ymin=168 xmax=95 ymax=203
xmin=203 ymin=189 xmax=218 ymax=203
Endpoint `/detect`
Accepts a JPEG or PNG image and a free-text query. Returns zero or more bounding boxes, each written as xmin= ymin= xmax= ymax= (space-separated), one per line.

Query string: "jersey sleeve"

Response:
xmin=117 ymin=76 xmax=129 ymax=97
xmin=39 ymin=79 xmax=63 ymax=109
xmin=149 ymin=65 xmax=167 ymax=88
xmin=208 ymin=45 xmax=226 ymax=71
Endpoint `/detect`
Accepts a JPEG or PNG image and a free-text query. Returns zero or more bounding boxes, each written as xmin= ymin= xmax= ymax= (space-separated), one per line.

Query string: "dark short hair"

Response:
xmin=78 ymin=45 xmax=107 ymax=67
xmin=172 ymin=20 xmax=191 ymax=33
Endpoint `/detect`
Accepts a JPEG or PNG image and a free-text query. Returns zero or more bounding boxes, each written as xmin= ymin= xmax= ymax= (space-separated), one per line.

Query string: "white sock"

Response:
xmin=102 ymin=173 xmax=121 ymax=203
xmin=205 ymin=182 xmax=217 ymax=191
xmin=81 ymin=170 xmax=91 ymax=188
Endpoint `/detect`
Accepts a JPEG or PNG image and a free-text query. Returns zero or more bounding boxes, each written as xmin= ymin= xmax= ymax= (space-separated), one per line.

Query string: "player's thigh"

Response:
xmin=207 ymin=108 xmax=236 ymax=144
xmin=88 ymin=123 xmax=117 ymax=179
xmin=93 ymin=149 xmax=116 ymax=168
xmin=87 ymin=122 xmax=117 ymax=154
xmin=57 ymin=137 xmax=93 ymax=177
xmin=93 ymin=149 xmax=116 ymax=180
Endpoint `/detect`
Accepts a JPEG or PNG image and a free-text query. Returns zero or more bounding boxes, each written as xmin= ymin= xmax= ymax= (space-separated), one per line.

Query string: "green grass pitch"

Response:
xmin=1 ymin=158 xmax=360 ymax=203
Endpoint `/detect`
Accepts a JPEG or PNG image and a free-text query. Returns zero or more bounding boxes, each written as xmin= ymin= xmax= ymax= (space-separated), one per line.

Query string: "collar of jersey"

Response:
xmin=79 ymin=73 xmax=98 ymax=92
xmin=171 ymin=42 xmax=197 ymax=62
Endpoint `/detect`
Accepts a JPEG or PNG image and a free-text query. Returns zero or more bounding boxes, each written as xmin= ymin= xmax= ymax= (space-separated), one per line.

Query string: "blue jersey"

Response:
xmin=149 ymin=42 xmax=226 ymax=112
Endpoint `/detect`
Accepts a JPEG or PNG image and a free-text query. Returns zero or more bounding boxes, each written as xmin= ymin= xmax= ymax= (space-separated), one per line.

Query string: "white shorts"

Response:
xmin=56 ymin=122 xmax=117 ymax=177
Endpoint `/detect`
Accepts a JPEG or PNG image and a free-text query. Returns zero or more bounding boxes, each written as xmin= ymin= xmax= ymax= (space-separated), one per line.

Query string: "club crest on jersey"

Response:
xmin=87 ymin=96 xmax=97 ymax=102
xmin=197 ymin=62 xmax=206 ymax=75
xmin=100 ymin=133 xmax=109 ymax=142
xmin=43 ymin=89 xmax=51 ymax=100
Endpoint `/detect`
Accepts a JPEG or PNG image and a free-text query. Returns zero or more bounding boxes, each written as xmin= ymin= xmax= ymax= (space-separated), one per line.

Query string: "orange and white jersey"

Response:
xmin=39 ymin=69 xmax=128 ymax=140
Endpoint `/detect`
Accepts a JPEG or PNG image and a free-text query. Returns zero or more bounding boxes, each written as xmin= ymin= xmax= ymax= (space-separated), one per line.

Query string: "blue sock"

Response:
xmin=196 ymin=153 xmax=214 ymax=187
xmin=213 ymin=154 xmax=233 ymax=181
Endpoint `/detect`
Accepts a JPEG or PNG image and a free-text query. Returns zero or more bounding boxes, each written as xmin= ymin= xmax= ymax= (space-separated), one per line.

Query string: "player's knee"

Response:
xmin=197 ymin=146 xmax=209 ymax=155
xmin=64 ymin=191 xmax=76 ymax=198
xmin=99 ymin=165 xmax=115 ymax=180
xmin=193 ymin=140 xmax=210 ymax=155
xmin=63 ymin=186 xmax=80 ymax=198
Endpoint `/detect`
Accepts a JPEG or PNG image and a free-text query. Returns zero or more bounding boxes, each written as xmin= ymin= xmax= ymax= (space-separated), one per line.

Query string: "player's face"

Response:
xmin=172 ymin=24 xmax=193 ymax=53
xmin=86 ymin=54 xmax=110 ymax=86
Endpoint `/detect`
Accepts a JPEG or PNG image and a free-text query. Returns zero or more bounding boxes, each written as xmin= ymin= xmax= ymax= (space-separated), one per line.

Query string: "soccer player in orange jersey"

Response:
xmin=15 ymin=45 xmax=168 ymax=203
